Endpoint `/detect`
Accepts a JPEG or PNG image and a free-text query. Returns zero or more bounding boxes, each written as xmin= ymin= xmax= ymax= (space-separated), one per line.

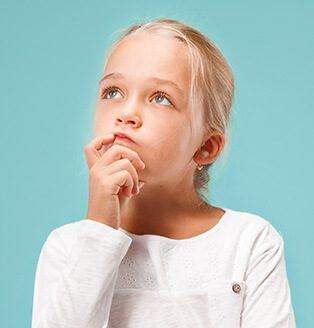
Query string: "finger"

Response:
xmin=100 ymin=144 xmax=145 ymax=171
xmin=105 ymin=158 xmax=139 ymax=194
xmin=84 ymin=134 xmax=115 ymax=169
xmin=110 ymin=170 xmax=134 ymax=198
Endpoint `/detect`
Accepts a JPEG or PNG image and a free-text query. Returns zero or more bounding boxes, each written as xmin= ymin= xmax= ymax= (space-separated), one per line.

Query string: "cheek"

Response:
xmin=92 ymin=111 xmax=115 ymax=155
xmin=144 ymin=124 xmax=192 ymax=166
xmin=93 ymin=109 xmax=112 ymax=135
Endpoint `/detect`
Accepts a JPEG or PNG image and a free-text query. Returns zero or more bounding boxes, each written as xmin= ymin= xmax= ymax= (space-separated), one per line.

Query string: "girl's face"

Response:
xmin=94 ymin=33 xmax=203 ymax=187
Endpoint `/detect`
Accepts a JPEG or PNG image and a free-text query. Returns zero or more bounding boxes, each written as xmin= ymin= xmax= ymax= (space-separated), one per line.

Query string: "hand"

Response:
xmin=83 ymin=134 xmax=145 ymax=229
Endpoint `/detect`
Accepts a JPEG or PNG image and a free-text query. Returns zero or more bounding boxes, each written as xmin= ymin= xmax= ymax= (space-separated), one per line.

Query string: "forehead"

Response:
xmin=103 ymin=33 xmax=191 ymax=90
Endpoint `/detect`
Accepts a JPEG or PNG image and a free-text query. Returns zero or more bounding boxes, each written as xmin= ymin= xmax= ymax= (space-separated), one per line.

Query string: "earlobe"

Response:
xmin=193 ymin=131 xmax=225 ymax=166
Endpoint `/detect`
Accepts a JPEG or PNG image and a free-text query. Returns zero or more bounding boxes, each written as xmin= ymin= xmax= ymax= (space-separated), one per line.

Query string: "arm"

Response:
xmin=241 ymin=235 xmax=296 ymax=327
xmin=32 ymin=219 xmax=132 ymax=328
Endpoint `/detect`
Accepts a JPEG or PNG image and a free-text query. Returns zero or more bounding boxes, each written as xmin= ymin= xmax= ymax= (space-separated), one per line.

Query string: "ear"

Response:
xmin=193 ymin=130 xmax=225 ymax=165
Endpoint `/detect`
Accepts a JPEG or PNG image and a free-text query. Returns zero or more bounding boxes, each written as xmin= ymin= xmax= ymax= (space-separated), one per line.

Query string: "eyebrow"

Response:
xmin=99 ymin=72 xmax=184 ymax=95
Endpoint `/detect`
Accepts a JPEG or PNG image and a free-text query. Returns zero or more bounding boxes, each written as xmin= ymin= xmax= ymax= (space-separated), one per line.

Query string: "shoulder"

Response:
xmin=47 ymin=219 xmax=86 ymax=239
xmin=42 ymin=220 xmax=87 ymax=256
xmin=43 ymin=219 xmax=132 ymax=256
xmin=222 ymin=207 xmax=284 ymax=246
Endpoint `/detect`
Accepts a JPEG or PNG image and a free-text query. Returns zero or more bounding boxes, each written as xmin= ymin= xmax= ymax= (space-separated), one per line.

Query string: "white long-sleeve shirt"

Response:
xmin=32 ymin=207 xmax=296 ymax=327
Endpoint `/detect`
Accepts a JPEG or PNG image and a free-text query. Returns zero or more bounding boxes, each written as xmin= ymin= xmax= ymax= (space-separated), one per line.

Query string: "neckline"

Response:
xmin=118 ymin=207 xmax=230 ymax=244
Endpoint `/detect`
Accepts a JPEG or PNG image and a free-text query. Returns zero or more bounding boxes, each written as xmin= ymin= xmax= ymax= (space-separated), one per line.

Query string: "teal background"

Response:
xmin=1 ymin=0 xmax=313 ymax=326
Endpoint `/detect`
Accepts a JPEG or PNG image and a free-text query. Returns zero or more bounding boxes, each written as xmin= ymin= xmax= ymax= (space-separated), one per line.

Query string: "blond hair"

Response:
xmin=101 ymin=18 xmax=234 ymax=202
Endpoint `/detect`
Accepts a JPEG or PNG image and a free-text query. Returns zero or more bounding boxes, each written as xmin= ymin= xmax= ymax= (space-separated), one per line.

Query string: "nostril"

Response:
xmin=126 ymin=119 xmax=136 ymax=125
xmin=115 ymin=117 xmax=142 ymax=128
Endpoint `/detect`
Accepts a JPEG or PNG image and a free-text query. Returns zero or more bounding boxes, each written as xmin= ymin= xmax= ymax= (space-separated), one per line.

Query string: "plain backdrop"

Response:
xmin=1 ymin=0 xmax=313 ymax=326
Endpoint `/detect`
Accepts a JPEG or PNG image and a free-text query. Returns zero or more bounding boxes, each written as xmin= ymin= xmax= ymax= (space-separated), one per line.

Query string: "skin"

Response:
xmin=92 ymin=33 xmax=226 ymax=239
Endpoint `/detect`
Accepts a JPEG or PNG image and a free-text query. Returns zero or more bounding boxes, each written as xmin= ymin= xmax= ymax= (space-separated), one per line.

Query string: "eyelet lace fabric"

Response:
xmin=116 ymin=235 xmax=221 ymax=292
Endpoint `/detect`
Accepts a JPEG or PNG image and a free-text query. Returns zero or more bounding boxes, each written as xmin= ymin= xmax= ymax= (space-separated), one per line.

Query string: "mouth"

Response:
xmin=113 ymin=132 xmax=135 ymax=144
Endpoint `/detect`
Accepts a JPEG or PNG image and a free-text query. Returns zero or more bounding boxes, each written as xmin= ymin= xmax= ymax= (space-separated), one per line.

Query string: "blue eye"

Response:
xmin=152 ymin=93 xmax=172 ymax=106
xmin=101 ymin=87 xmax=122 ymax=99
xmin=101 ymin=87 xmax=173 ymax=107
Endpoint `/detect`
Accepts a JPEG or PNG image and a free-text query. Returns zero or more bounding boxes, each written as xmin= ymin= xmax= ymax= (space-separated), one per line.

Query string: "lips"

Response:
xmin=113 ymin=132 xmax=135 ymax=143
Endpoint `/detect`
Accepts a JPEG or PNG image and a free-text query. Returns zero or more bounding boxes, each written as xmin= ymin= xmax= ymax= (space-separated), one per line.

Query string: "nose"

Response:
xmin=115 ymin=100 xmax=143 ymax=128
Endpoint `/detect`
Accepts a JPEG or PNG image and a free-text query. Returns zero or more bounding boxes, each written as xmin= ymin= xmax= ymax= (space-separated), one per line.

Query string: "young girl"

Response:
xmin=32 ymin=19 xmax=296 ymax=327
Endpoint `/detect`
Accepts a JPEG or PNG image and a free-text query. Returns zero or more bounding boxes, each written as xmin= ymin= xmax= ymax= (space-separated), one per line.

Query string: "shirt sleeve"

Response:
xmin=241 ymin=232 xmax=296 ymax=328
xmin=32 ymin=219 xmax=132 ymax=328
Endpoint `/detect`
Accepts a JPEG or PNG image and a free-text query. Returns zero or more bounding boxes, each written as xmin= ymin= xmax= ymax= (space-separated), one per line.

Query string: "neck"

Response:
xmin=120 ymin=180 xmax=212 ymax=236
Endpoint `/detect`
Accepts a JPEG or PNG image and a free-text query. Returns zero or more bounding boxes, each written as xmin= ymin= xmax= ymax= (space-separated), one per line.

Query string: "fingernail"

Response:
xmin=139 ymin=181 xmax=145 ymax=189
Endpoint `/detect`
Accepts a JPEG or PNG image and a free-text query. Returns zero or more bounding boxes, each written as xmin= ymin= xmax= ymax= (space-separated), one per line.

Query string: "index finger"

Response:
xmin=99 ymin=143 xmax=145 ymax=171
xmin=84 ymin=134 xmax=116 ymax=169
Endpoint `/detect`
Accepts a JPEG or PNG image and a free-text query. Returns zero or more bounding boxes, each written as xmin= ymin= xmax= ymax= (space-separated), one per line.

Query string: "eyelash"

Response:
xmin=100 ymin=86 xmax=174 ymax=106
xmin=100 ymin=86 xmax=116 ymax=99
